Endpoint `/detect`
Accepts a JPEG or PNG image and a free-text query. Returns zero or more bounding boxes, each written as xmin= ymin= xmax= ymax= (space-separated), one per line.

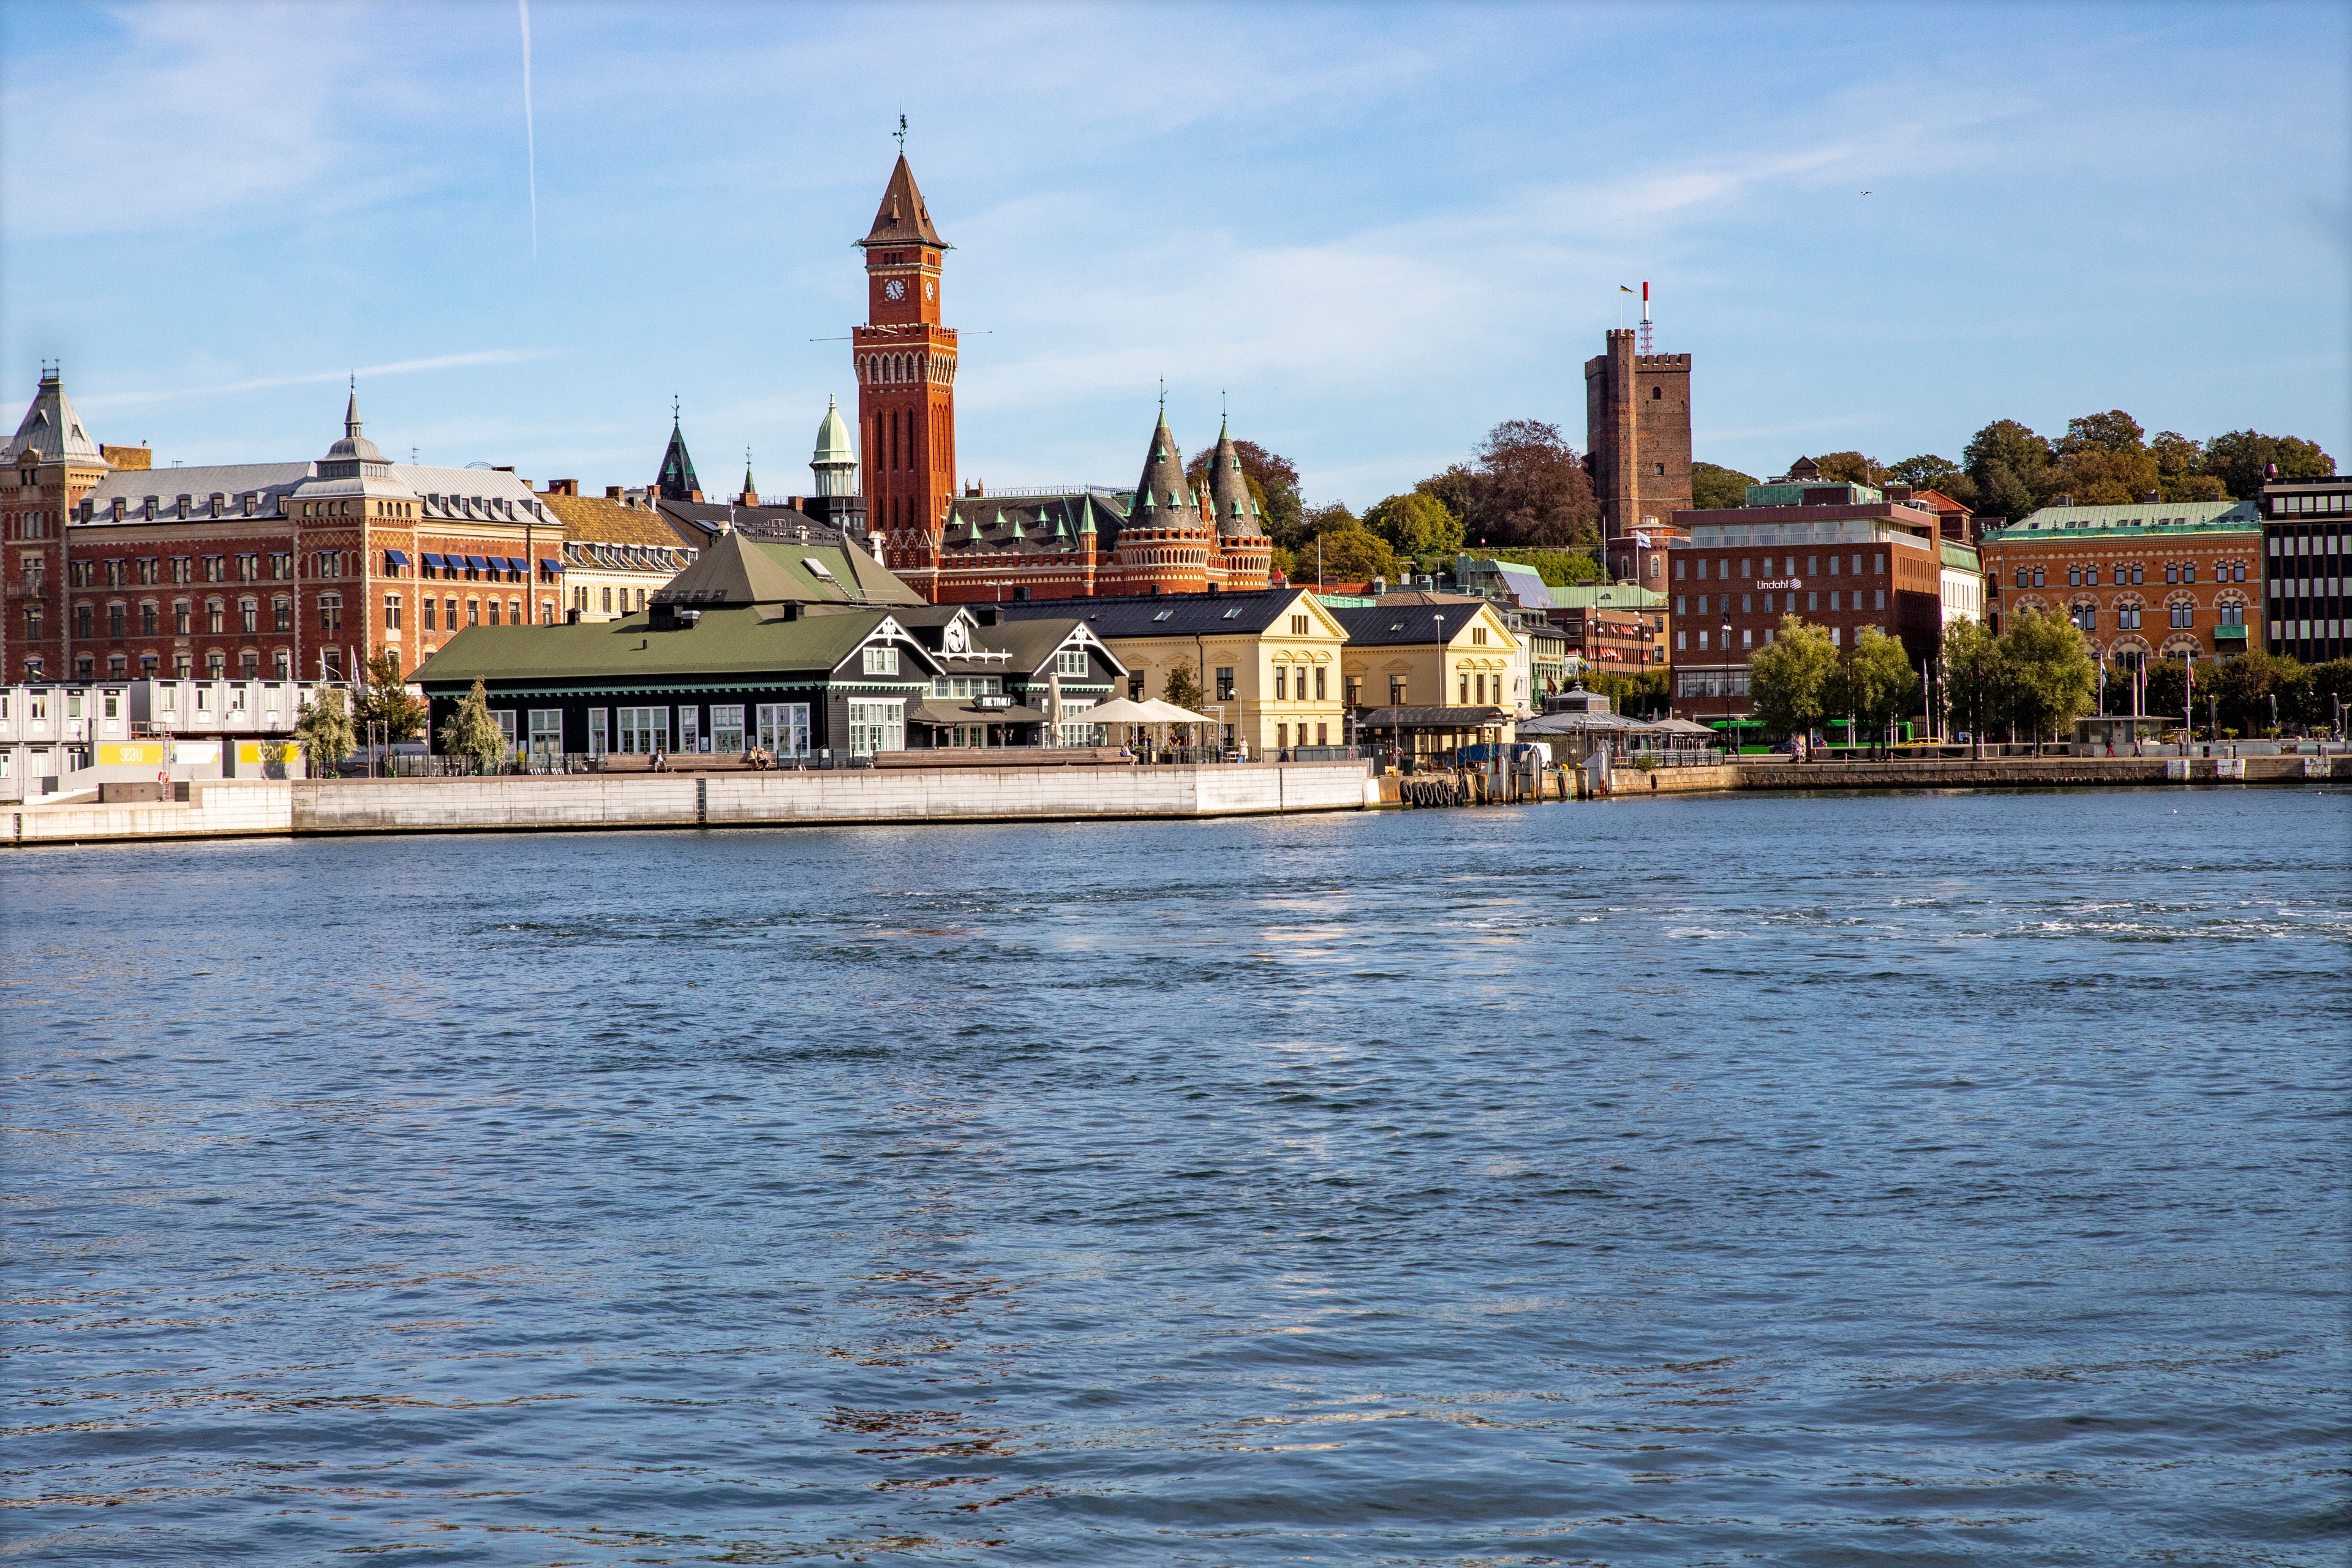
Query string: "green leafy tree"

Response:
xmin=2212 ymin=649 xmax=2301 ymax=737
xmin=2141 ymin=658 xmax=2189 ymax=728
xmin=1305 ymin=527 xmax=1400 ymax=583
xmin=1301 ymin=500 xmax=1360 ymax=535
xmin=2300 ymin=657 xmax=2352 ymax=731
xmin=2051 ymin=409 xmax=2157 ymax=505
xmin=1813 ymin=451 xmax=1887 ymax=487
xmin=1580 ymin=667 xmax=1670 ymax=719
xmin=2000 ymin=607 xmax=2097 ymax=752
xmin=438 ymin=677 xmax=510 ymax=773
xmin=1690 ymin=462 xmax=1755 ymax=510
xmin=353 ymin=650 xmax=429 ymax=743
xmin=294 ymin=686 xmax=356 ymax=774
xmin=1888 ymin=453 xmax=1964 ymax=491
xmin=1747 ymin=616 xmax=1840 ymax=741
xmin=1964 ymin=420 xmax=2054 ymax=519
xmin=1363 ymin=491 xmax=1464 ymax=560
xmin=1940 ymin=618 xmax=2005 ymax=753
xmin=1160 ymin=660 xmax=1205 ymax=745
xmin=1832 ymin=627 xmax=1923 ymax=753
xmin=2202 ymin=430 xmax=2335 ymax=501
xmin=1509 ymin=548 xmax=1604 ymax=587
xmin=1414 ymin=421 xmax=1597 ymax=551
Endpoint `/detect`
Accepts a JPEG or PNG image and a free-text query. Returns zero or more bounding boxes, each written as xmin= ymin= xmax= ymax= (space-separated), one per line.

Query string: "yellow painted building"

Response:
xmin=1332 ymin=595 xmax=1521 ymax=747
xmin=1001 ymin=587 xmax=1350 ymax=753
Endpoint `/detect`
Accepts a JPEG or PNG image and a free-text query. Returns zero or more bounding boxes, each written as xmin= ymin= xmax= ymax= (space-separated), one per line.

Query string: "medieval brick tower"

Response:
xmin=856 ymin=154 xmax=958 ymax=597
xmin=1583 ymin=329 xmax=1692 ymax=546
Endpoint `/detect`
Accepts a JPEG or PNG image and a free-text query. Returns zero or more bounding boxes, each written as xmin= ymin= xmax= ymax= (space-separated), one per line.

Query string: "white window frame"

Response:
xmin=528 ymin=709 xmax=563 ymax=763
xmin=862 ymin=644 xmax=899 ymax=676
xmin=587 ymin=708 xmax=609 ymax=758
xmin=616 ymin=706 xmax=668 ymax=755
xmin=710 ymin=704 xmax=745 ymax=754
xmin=846 ymin=699 xmax=903 ymax=755
xmin=756 ymin=702 xmax=809 ymax=758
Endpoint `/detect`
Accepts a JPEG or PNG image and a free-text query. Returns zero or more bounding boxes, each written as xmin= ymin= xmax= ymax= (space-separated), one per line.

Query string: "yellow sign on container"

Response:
xmin=235 ymin=740 xmax=296 ymax=764
xmin=98 ymin=741 xmax=165 ymax=766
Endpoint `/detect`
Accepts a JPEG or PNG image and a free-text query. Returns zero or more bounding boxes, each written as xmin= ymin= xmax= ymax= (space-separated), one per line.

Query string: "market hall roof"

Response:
xmin=413 ymin=603 xmax=941 ymax=690
xmin=652 ymin=529 xmax=924 ymax=608
xmin=859 ymin=153 xmax=948 ymax=249
xmin=543 ymin=490 xmax=703 ymax=551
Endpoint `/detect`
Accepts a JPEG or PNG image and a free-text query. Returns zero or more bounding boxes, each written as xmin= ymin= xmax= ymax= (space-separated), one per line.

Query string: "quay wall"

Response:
xmin=6 ymin=761 xmax=1379 ymax=847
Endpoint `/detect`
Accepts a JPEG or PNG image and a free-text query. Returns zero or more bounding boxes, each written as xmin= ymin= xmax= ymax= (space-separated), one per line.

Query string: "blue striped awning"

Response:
xmin=539 ymin=557 xmax=564 ymax=574
xmin=385 ymin=549 xmax=411 ymax=567
xmin=421 ymin=552 xmax=448 ymax=568
xmin=466 ymin=555 xmax=492 ymax=571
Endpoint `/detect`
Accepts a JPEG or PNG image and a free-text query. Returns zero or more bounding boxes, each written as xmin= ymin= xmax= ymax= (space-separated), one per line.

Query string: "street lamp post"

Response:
xmin=1720 ymin=618 xmax=1733 ymax=760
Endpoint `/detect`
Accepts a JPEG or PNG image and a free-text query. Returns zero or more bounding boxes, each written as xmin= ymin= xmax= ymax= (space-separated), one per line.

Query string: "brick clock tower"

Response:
xmin=856 ymin=154 xmax=958 ymax=597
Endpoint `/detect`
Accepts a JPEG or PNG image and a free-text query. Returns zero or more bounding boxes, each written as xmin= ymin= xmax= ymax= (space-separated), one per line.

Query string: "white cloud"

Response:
xmin=78 ymin=350 xmax=552 ymax=410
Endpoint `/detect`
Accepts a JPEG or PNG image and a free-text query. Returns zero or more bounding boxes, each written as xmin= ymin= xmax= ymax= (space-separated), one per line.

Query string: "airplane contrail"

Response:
xmin=519 ymin=0 xmax=537 ymax=258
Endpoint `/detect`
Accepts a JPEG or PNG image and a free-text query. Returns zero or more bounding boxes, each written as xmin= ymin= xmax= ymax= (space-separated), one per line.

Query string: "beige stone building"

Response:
xmin=996 ymin=587 xmax=1350 ymax=753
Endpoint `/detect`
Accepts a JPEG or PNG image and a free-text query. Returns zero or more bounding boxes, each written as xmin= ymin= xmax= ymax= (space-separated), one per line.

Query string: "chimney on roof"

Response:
xmin=2143 ymin=490 xmax=2160 ymax=503
xmin=545 ymin=478 xmax=579 ymax=497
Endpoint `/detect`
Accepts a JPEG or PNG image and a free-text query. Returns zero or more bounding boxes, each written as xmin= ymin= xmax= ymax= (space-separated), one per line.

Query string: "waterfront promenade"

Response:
xmin=3 ymin=752 xmax=2336 ymax=847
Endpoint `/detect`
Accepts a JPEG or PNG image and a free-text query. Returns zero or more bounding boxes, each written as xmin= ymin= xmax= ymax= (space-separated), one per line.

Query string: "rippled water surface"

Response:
xmin=6 ymin=786 xmax=2349 ymax=1565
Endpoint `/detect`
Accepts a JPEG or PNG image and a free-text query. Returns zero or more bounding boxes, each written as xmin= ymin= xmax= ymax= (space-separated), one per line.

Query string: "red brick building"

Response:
xmin=854 ymin=156 xmax=1273 ymax=605
xmin=1585 ymin=328 xmax=1692 ymax=546
xmin=1664 ymin=472 xmax=1947 ymax=729
xmin=1980 ymin=499 xmax=2263 ymax=665
xmin=7 ymin=377 xmax=564 ymax=685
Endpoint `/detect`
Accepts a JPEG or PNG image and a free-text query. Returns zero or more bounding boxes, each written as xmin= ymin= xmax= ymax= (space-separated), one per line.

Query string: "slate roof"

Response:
xmin=940 ymin=490 xmax=1122 ymax=558
xmin=657 ymin=418 xmax=701 ymax=500
xmin=993 ymin=587 xmax=1310 ymax=638
xmin=1542 ymin=583 xmax=1668 ymax=611
xmin=1207 ymin=422 xmax=1263 ymax=538
xmin=4 ymin=371 xmax=104 ymax=464
xmin=413 ymin=603 xmax=937 ymax=689
xmin=859 ymin=154 xmax=948 ymax=249
xmin=75 ymin=459 xmax=553 ymax=525
xmin=1333 ymin=602 xmax=1507 ymax=646
xmin=1124 ymin=412 xmax=1197 ymax=532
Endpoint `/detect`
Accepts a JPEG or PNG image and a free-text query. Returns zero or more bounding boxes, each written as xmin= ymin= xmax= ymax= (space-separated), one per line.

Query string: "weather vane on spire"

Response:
xmin=895 ymin=113 xmax=907 ymax=154
xmin=1158 ymin=377 xmax=1166 ymax=414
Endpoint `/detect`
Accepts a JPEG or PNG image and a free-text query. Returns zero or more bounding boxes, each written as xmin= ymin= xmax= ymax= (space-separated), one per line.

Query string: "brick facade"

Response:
xmin=1585 ymin=330 xmax=1692 ymax=543
xmin=1980 ymin=501 xmax=2261 ymax=666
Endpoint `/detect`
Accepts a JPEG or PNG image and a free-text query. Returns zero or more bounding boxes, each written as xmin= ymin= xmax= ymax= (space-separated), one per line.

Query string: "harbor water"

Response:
xmin=4 ymin=786 xmax=2347 ymax=1564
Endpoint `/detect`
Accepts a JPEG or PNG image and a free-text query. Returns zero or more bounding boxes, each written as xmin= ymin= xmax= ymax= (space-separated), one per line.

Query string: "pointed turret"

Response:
xmin=4 ymin=366 xmax=104 ymax=465
xmin=858 ymin=154 xmax=948 ymax=250
xmin=657 ymin=412 xmax=702 ymax=502
xmin=1128 ymin=410 xmax=1196 ymax=530
xmin=740 ymin=450 xmax=760 ymax=507
xmin=1208 ymin=419 xmax=1262 ymax=538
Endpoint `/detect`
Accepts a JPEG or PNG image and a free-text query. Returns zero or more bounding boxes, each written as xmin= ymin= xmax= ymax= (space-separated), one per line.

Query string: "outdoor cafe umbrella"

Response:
xmin=1136 ymin=698 xmax=1217 ymax=756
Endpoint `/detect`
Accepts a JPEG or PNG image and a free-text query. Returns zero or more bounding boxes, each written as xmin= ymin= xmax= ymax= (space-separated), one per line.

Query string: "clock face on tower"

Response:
xmin=924 ymin=279 xmax=935 ymax=301
xmin=883 ymin=278 xmax=906 ymax=301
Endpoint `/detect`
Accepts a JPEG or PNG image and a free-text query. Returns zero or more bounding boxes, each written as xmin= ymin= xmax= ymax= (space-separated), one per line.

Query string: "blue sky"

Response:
xmin=3 ymin=1 xmax=2345 ymax=510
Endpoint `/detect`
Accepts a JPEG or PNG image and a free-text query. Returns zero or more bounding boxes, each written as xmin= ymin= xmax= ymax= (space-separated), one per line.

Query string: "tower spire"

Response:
xmin=345 ymin=374 xmax=361 ymax=438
